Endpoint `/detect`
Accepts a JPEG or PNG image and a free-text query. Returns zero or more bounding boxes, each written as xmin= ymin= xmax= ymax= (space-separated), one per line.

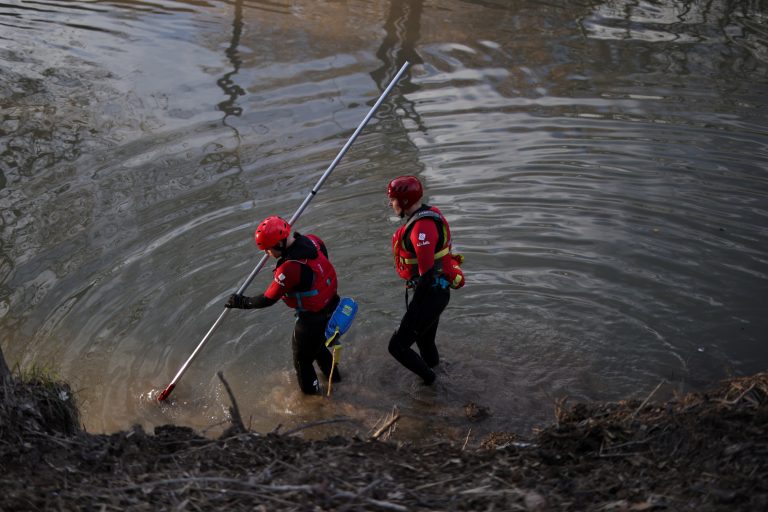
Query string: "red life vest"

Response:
xmin=281 ymin=234 xmax=338 ymax=312
xmin=392 ymin=206 xmax=459 ymax=285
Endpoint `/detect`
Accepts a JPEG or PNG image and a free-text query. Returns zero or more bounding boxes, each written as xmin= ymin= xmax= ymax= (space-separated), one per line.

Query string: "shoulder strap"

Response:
xmin=402 ymin=208 xmax=448 ymax=254
xmin=404 ymin=209 xmax=442 ymax=230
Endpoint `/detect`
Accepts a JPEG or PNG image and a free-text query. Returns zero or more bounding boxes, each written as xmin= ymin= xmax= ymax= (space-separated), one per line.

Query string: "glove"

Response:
xmin=225 ymin=294 xmax=251 ymax=309
xmin=415 ymin=268 xmax=435 ymax=294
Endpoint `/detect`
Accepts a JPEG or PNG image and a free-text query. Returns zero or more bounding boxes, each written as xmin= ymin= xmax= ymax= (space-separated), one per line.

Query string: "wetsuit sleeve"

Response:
xmin=264 ymin=261 xmax=302 ymax=300
xmin=408 ymin=218 xmax=440 ymax=276
xmin=245 ymin=294 xmax=279 ymax=308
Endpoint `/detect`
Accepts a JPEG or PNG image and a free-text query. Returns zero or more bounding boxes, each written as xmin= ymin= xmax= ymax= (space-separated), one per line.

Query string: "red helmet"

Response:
xmin=387 ymin=175 xmax=423 ymax=208
xmin=254 ymin=216 xmax=290 ymax=250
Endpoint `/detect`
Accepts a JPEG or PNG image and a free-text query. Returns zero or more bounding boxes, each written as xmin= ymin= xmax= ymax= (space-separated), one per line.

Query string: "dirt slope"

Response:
xmin=1 ymin=371 xmax=766 ymax=511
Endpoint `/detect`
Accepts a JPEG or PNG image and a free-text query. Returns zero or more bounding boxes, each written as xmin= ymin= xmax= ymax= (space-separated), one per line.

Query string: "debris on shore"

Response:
xmin=1 ymin=366 xmax=766 ymax=511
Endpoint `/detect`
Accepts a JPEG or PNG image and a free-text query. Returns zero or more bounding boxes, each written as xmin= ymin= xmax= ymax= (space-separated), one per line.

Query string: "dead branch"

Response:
xmin=632 ymin=380 xmax=665 ymax=419
xmin=0 ymin=345 xmax=11 ymax=384
xmin=370 ymin=409 xmax=401 ymax=440
xmin=282 ymin=417 xmax=353 ymax=436
xmin=217 ymin=371 xmax=246 ymax=435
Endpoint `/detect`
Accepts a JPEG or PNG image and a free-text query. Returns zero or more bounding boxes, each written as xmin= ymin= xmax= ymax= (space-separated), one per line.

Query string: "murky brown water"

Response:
xmin=2 ymin=0 xmax=767 ymax=442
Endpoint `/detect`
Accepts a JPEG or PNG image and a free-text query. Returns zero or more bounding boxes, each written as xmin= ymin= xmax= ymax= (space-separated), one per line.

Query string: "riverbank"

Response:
xmin=1 ymin=367 xmax=766 ymax=511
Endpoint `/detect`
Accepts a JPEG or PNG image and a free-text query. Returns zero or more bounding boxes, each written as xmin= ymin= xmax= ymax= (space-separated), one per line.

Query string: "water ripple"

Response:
xmin=2 ymin=0 xmax=767 ymax=438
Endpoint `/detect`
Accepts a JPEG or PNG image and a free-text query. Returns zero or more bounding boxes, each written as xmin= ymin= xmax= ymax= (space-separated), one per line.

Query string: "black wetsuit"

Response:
xmin=388 ymin=268 xmax=449 ymax=385
xmin=234 ymin=234 xmax=341 ymax=394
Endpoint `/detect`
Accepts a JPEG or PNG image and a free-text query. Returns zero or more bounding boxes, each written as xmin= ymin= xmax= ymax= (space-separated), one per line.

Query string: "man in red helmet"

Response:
xmin=387 ymin=175 xmax=453 ymax=385
xmin=224 ymin=216 xmax=341 ymax=395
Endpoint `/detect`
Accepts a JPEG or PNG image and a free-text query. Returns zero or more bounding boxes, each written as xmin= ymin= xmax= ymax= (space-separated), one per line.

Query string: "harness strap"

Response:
xmin=286 ymin=288 xmax=319 ymax=311
xmin=399 ymin=246 xmax=450 ymax=265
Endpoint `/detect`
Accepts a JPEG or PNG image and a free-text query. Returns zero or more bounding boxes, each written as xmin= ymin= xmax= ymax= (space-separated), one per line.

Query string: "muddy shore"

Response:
xmin=1 ymin=366 xmax=766 ymax=511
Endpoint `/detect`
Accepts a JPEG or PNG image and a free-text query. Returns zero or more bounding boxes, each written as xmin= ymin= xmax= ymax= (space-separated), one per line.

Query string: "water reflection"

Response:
xmin=0 ymin=0 xmax=766 ymax=442
xmin=205 ymin=0 xmax=245 ymax=175
xmin=241 ymin=0 xmax=292 ymax=16
xmin=217 ymin=0 xmax=246 ymax=119
xmin=373 ymin=0 xmax=427 ymax=138
xmin=583 ymin=0 xmax=768 ymax=68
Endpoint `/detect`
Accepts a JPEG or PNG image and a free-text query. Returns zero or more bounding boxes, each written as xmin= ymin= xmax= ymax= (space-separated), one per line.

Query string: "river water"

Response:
xmin=1 ymin=0 xmax=767 ymax=442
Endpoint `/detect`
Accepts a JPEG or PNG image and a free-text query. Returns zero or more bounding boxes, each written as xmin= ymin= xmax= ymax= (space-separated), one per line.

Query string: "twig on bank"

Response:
xmin=715 ymin=383 xmax=756 ymax=406
xmin=632 ymin=380 xmax=665 ymax=419
xmin=104 ymin=477 xmax=316 ymax=493
xmin=366 ymin=499 xmax=408 ymax=511
xmin=462 ymin=428 xmax=472 ymax=451
xmin=217 ymin=371 xmax=246 ymax=434
xmin=0 ymin=345 xmax=10 ymax=384
xmin=282 ymin=417 xmax=353 ymax=436
xmin=370 ymin=408 xmax=400 ymax=440
xmin=412 ymin=475 xmax=468 ymax=491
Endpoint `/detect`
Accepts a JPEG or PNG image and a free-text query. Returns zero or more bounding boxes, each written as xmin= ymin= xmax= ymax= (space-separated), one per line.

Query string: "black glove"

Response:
xmin=225 ymin=293 xmax=251 ymax=309
xmin=414 ymin=267 xmax=435 ymax=294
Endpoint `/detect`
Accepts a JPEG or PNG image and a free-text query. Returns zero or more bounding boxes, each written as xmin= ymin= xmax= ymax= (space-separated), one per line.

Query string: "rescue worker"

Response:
xmin=387 ymin=175 xmax=453 ymax=385
xmin=225 ymin=216 xmax=341 ymax=395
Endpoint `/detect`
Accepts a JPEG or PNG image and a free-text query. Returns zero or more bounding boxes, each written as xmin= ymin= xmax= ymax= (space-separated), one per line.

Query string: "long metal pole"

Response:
xmin=158 ymin=61 xmax=411 ymax=401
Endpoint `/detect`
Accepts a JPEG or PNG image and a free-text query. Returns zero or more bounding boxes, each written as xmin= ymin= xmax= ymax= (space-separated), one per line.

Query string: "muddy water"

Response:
xmin=1 ymin=0 xmax=767 ymax=441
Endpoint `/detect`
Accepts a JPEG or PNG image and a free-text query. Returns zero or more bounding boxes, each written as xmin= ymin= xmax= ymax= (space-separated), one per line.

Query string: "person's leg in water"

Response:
xmin=416 ymin=318 xmax=441 ymax=368
xmin=388 ymin=286 xmax=449 ymax=384
xmin=292 ymin=311 xmax=341 ymax=394
xmin=292 ymin=318 xmax=321 ymax=394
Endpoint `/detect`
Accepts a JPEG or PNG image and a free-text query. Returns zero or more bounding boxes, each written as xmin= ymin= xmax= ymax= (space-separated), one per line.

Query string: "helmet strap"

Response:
xmin=398 ymin=198 xmax=409 ymax=218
